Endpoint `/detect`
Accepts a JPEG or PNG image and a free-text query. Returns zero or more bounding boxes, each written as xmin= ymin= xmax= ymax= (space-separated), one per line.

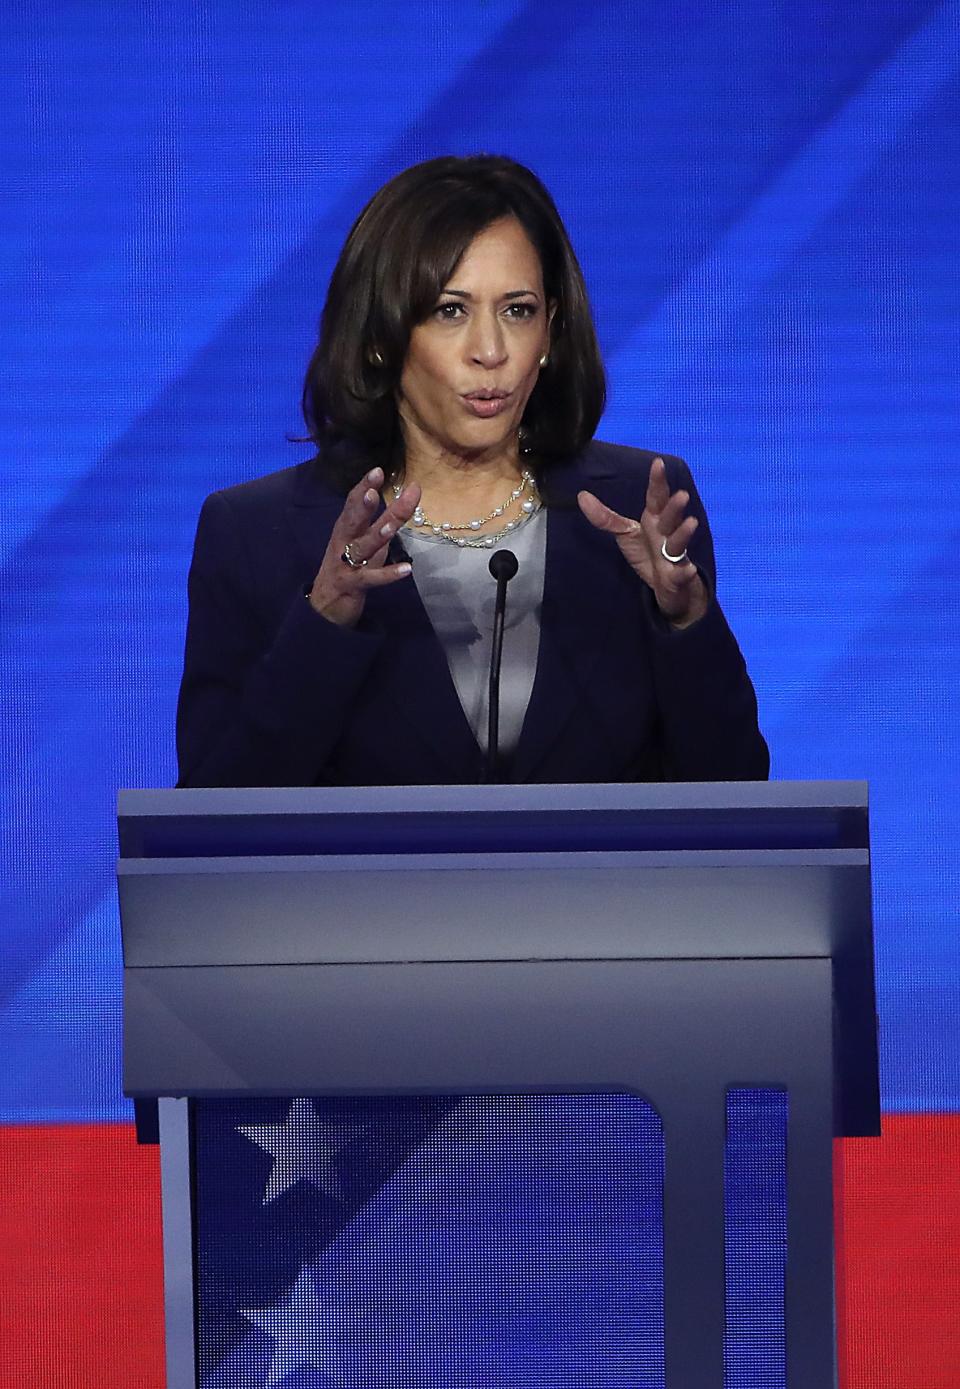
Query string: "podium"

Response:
xmin=118 ymin=781 xmax=877 ymax=1389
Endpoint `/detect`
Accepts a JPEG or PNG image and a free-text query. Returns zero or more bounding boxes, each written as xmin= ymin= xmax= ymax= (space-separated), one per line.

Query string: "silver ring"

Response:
xmin=661 ymin=538 xmax=688 ymax=565
xmin=341 ymin=543 xmax=367 ymax=569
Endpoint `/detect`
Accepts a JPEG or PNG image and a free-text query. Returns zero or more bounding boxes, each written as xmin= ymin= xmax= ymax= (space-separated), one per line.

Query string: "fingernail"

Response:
xmin=396 ymin=563 xmax=412 ymax=577
xmin=364 ymin=489 xmax=378 ymax=504
xmin=366 ymin=467 xmax=383 ymax=483
xmin=380 ymin=521 xmax=394 ymax=537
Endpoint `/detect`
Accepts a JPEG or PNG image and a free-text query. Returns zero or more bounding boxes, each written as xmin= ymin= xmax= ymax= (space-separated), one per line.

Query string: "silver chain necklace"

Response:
xmin=391 ymin=468 xmax=541 ymax=548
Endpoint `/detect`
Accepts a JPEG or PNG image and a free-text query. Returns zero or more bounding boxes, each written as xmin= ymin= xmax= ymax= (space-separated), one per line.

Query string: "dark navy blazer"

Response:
xmin=176 ymin=440 xmax=768 ymax=787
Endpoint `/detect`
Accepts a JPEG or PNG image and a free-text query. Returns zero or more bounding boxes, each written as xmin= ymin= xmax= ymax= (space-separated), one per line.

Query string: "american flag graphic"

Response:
xmin=192 ymin=1091 xmax=787 ymax=1388
xmin=194 ymin=1094 xmax=668 ymax=1388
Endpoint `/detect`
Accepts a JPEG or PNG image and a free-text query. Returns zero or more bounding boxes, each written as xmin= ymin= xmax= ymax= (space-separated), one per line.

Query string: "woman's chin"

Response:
xmin=448 ymin=413 xmax=522 ymax=457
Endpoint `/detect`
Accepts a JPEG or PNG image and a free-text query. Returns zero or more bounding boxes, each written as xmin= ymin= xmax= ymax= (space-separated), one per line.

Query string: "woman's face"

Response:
xmin=397 ymin=217 xmax=554 ymax=464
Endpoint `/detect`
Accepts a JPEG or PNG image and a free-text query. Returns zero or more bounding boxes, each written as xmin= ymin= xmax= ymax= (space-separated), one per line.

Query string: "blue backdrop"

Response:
xmin=1 ymin=0 xmax=958 ymax=1130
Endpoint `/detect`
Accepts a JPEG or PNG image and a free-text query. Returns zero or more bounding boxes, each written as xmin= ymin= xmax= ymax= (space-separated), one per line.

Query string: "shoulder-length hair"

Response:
xmin=302 ymin=154 xmax=606 ymax=490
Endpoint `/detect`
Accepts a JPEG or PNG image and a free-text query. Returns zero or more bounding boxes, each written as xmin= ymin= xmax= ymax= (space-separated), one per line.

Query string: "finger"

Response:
xmin=644 ymin=457 xmax=670 ymax=516
xmin=661 ymin=514 xmax=699 ymax=556
xmin=659 ymin=515 xmax=699 ymax=564
xmin=353 ymin=559 xmax=412 ymax=588
xmin=660 ymin=554 xmax=698 ymax=582
xmin=336 ymin=468 xmax=386 ymax=541
xmin=378 ymin=481 xmax=421 ymax=532
xmin=577 ymin=489 xmax=641 ymax=537
xmin=655 ymin=489 xmax=690 ymax=537
xmin=346 ymin=483 xmax=422 ymax=569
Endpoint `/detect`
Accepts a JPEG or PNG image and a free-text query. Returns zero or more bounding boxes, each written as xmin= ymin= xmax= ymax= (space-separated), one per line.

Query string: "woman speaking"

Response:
xmin=176 ymin=155 xmax=768 ymax=787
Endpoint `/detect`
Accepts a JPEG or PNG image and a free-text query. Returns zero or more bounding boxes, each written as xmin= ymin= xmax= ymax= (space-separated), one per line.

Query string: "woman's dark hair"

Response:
xmin=302 ymin=155 xmax=606 ymax=489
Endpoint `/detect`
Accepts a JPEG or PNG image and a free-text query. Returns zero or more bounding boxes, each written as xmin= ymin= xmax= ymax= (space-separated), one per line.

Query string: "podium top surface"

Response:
xmin=118 ymin=780 xmax=879 ymax=1133
xmin=118 ymin=780 xmax=868 ymax=859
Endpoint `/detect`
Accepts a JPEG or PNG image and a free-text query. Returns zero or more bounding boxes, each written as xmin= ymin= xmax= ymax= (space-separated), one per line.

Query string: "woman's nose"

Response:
xmin=466 ymin=312 xmax=507 ymax=366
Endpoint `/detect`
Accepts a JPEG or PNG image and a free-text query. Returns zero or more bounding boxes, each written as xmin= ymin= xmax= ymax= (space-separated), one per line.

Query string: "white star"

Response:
xmin=241 ymin=1265 xmax=343 ymax=1388
xmin=238 ymin=1098 xmax=365 ymax=1205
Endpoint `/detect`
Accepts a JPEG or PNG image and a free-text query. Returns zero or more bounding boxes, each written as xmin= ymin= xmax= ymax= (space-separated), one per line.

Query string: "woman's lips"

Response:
xmin=462 ymin=392 xmax=512 ymax=418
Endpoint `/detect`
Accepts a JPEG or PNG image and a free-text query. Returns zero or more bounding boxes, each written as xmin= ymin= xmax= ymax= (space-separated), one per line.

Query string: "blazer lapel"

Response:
xmin=363 ymin=553 xmax=484 ymax=780
xmin=284 ymin=465 xmax=481 ymax=781
xmin=511 ymin=451 xmax=623 ymax=783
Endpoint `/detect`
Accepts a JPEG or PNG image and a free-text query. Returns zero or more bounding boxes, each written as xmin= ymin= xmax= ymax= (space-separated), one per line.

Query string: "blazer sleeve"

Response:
xmin=639 ymin=455 xmax=769 ymax=781
xmin=175 ymin=489 xmax=384 ymax=787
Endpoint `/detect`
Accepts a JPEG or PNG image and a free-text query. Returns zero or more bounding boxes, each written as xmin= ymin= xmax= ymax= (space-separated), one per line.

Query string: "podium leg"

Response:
xmin=159 ymin=1098 xmax=196 ymax=1389
xmin=660 ymin=1087 xmax=726 ymax=1387
xmin=785 ymin=1014 xmax=837 ymax=1386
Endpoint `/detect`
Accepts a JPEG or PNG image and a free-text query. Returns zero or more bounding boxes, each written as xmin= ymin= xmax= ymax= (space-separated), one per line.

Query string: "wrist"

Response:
xmin=659 ymin=576 xmax=709 ymax=630
xmin=306 ymin=587 xmax=358 ymax=628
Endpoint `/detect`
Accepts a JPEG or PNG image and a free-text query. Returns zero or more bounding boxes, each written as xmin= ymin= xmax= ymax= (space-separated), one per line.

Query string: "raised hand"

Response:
xmin=308 ymin=468 xmax=420 ymax=627
xmin=577 ymin=456 xmax=708 ymax=628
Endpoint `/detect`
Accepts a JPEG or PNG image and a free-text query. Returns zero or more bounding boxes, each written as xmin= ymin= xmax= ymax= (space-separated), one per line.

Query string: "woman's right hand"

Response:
xmin=308 ymin=467 xmax=421 ymax=627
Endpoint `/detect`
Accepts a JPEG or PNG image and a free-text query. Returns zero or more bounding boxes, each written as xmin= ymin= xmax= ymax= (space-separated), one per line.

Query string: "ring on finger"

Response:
xmin=660 ymin=538 xmax=689 ymax=565
xmin=341 ymin=542 xmax=367 ymax=569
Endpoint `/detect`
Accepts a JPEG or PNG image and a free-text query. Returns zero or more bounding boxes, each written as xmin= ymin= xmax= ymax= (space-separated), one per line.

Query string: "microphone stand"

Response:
xmin=484 ymin=549 xmax=519 ymax=784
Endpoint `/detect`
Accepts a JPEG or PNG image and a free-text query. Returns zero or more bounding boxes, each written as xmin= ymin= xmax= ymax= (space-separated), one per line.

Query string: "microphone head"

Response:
xmin=489 ymin=549 xmax=519 ymax=582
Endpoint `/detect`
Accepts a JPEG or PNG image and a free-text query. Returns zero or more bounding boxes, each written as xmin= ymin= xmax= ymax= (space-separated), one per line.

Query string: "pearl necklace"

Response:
xmin=391 ymin=468 xmax=541 ymax=549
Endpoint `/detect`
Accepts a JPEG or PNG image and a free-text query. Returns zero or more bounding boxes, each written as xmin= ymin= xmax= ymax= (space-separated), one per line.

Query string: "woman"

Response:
xmin=176 ymin=155 xmax=768 ymax=787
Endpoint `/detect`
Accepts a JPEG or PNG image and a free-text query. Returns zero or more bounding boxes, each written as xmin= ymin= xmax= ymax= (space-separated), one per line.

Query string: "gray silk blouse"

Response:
xmin=399 ymin=508 xmax=547 ymax=755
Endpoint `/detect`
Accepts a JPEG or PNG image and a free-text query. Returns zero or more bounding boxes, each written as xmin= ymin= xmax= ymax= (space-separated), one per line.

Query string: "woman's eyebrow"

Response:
xmin=439 ymin=288 xmax=541 ymax=300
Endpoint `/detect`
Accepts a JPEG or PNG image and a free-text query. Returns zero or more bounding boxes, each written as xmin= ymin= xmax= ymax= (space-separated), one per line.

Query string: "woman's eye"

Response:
xmin=434 ymin=302 xmax=464 ymax=320
xmin=506 ymin=301 xmax=538 ymax=319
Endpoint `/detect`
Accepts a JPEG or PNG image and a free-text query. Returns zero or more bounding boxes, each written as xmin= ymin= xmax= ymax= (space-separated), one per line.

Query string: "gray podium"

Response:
xmin=117 ymin=780 xmax=878 ymax=1389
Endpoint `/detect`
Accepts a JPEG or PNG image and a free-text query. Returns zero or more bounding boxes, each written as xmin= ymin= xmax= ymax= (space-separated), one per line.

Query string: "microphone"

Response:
xmin=484 ymin=550 xmax=519 ymax=784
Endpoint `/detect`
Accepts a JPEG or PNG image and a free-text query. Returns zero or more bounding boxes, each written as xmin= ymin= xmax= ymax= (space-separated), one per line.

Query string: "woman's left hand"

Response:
xmin=578 ymin=456 xmax=709 ymax=628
